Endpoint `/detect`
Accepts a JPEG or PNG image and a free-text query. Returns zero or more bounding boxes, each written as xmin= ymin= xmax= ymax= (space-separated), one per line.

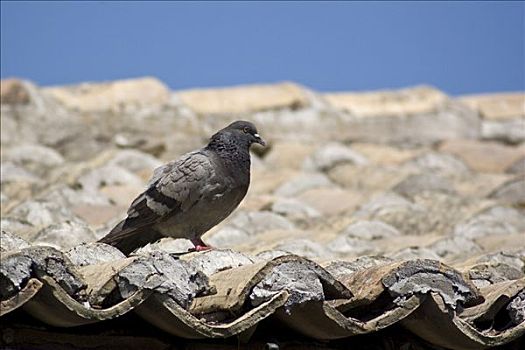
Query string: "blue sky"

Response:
xmin=1 ymin=1 xmax=523 ymax=95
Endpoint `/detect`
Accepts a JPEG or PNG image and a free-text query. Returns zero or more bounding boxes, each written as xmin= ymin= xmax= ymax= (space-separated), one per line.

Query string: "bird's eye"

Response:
xmin=243 ymin=127 xmax=249 ymax=133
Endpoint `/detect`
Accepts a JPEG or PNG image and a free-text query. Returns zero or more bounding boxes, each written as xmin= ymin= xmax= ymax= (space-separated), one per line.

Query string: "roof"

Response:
xmin=1 ymin=78 xmax=524 ymax=349
xmin=1 ymin=241 xmax=524 ymax=349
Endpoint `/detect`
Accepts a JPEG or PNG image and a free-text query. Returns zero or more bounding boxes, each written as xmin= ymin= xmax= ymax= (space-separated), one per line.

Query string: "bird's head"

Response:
xmin=227 ymin=120 xmax=266 ymax=147
xmin=210 ymin=120 xmax=266 ymax=148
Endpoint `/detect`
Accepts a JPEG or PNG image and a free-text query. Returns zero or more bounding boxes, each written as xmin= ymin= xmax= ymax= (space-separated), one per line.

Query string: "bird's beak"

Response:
xmin=253 ymin=133 xmax=266 ymax=147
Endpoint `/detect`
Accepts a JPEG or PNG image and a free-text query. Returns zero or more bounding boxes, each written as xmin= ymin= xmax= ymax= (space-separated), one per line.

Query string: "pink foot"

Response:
xmin=189 ymin=238 xmax=213 ymax=252
xmin=194 ymin=245 xmax=212 ymax=252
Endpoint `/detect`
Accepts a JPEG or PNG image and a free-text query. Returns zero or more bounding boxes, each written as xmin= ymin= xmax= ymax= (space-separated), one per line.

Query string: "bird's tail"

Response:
xmin=98 ymin=219 xmax=163 ymax=255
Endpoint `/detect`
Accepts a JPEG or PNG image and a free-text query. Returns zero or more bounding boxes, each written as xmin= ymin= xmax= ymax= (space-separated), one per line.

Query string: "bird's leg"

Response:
xmin=189 ymin=237 xmax=212 ymax=252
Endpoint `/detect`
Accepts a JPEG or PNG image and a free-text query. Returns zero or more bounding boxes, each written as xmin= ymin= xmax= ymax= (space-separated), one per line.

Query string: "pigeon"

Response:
xmin=98 ymin=120 xmax=265 ymax=255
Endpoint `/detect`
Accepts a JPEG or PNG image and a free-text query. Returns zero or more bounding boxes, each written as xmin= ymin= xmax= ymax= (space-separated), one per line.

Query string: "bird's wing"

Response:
xmin=105 ymin=151 xmax=220 ymax=241
xmin=146 ymin=159 xmax=178 ymax=187
xmin=128 ymin=151 xmax=217 ymax=224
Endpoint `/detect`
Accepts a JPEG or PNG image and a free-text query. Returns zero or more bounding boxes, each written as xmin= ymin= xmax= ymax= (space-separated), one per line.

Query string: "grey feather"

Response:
xmin=98 ymin=120 xmax=265 ymax=255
